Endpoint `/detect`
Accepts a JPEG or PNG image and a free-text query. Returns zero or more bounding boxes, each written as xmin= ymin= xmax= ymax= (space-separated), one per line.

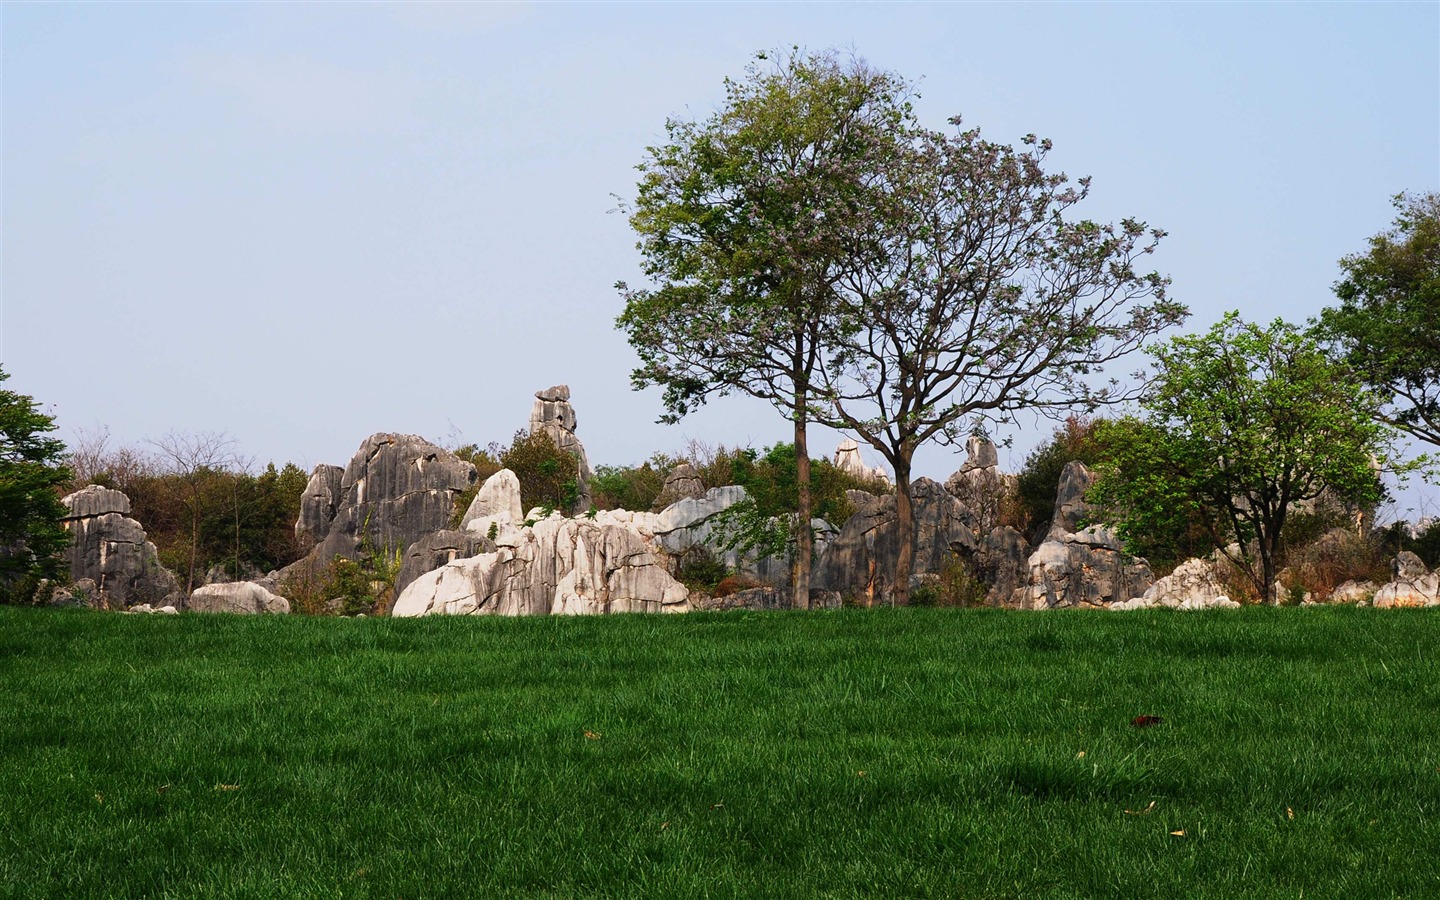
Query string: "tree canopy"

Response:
xmin=0 ymin=367 xmax=72 ymax=602
xmin=813 ymin=119 xmax=1183 ymax=604
xmin=1090 ymin=313 xmax=1390 ymax=604
xmin=616 ymin=48 xmax=915 ymax=608
xmin=1315 ymin=191 xmax=1440 ymax=449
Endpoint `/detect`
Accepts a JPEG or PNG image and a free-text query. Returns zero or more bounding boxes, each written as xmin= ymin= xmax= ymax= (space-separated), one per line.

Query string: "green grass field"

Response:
xmin=2 ymin=605 xmax=1437 ymax=899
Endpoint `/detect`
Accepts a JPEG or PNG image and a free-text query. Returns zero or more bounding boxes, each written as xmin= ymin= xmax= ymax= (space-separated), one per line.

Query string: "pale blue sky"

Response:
xmin=4 ymin=2 xmax=1437 ymax=513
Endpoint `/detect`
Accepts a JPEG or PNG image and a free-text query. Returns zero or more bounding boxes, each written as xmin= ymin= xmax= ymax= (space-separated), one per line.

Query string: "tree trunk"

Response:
xmin=892 ymin=455 xmax=915 ymax=606
xmin=792 ymin=405 xmax=813 ymax=610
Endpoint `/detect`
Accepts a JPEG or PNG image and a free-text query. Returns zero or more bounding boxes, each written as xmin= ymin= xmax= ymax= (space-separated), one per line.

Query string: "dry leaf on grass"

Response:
xmin=214 ymin=784 xmax=241 ymax=792
xmin=1131 ymin=715 xmax=1164 ymax=728
xmin=1124 ymin=801 xmax=1157 ymax=816
xmin=1076 ymin=751 xmax=1086 ymax=759
xmin=1286 ymin=807 xmax=1295 ymax=820
xmin=1169 ymin=829 xmax=1186 ymax=837
xmin=583 ymin=731 xmax=602 ymax=740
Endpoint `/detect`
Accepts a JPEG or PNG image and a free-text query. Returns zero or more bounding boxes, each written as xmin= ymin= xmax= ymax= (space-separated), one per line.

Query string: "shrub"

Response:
xmin=501 ymin=430 xmax=580 ymax=513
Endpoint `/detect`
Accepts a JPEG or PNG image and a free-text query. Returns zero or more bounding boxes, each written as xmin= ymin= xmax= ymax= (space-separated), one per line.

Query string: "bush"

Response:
xmin=280 ymin=543 xmax=403 ymax=616
xmin=592 ymin=455 xmax=673 ymax=512
xmin=909 ymin=555 xmax=988 ymax=608
xmin=501 ymin=430 xmax=581 ymax=514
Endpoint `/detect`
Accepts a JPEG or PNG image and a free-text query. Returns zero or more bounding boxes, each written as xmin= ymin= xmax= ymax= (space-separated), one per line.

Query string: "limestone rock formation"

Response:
xmin=813 ymin=478 xmax=976 ymax=604
xmin=1372 ymin=553 xmax=1440 ymax=608
xmin=395 ymin=529 xmax=496 ymax=598
xmin=60 ymin=485 xmax=179 ymax=609
xmin=1023 ymin=525 xmax=1153 ymax=609
xmin=1110 ymin=557 xmax=1230 ymax=610
xmin=295 ymin=464 xmax=345 ymax=549
xmin=944 ymin=435 xmax=1015 ymax=536
xmin=651 ymin=462 xmax=706 ymax=511
xmin=459 ymin=468 xmax=524 ymax=532
xmin=1047 ymin=461 xmax=1094 ymax=539
xmin=832 ymin=438 xmax=889 ymax=484
xmin=187 ymin=581 xmax=291 ymax=614
xmin=392 ymin=513 xmax=689 ymax=617
xmin=1329 ymin=579 xmax=1379 ymax=604
xmin=530 ymin=385 xmax=593 ymax=513
xmin=969 ymin=525 xmax=1031 ymax=607
xmin=302 ymin=433 xmax=477 ymax=568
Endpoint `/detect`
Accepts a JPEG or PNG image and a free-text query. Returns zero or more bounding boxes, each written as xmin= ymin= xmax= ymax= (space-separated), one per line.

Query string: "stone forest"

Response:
xmin=48 ymin=383 xmax=1439 ymax=619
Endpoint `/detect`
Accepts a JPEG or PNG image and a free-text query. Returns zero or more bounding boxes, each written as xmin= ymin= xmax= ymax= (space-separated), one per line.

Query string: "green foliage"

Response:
xmin=674 ymin=549 xmax=731 ymax=592
xmin=908 ymin=556 xmax=988 ymax=608
xmin=591 ymin=454 xmax=673 ymax=512
xmin=1315 ymin=191 xmax=1440 ymax=449
xmin=5 ymin=606 xmax=1440 ymax=897
xmin=1090 ymin=313 xmax=1393 ymax=602
xmin=449 ymin=430 xmax=581 ymax=523
xmin=281 ymin=543 xmax=403 ymax=617
xmin=616 ymin=49 xmax=912 ymax=426
xmin=0 ymin=367 xmax=72 ymax=603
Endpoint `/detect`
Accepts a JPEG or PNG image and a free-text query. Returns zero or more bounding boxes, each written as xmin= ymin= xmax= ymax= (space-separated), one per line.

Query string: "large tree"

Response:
xmin=1090 ymin=314 xmax=1390 ymax=604
xmin=815 ymin=120 xmax=1183 ymax=604
xmin=1315 ymin=191 xmax=1440 ymax=450
xmin=616 ymin=49 xmax=913 ymax=609
xmin=0 ymin=366 xmax=72 ymax=602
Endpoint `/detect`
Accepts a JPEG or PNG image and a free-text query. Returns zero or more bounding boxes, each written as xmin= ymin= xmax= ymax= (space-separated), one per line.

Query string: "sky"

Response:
xmin=4 ymin=2 xmax=1438 ymax=516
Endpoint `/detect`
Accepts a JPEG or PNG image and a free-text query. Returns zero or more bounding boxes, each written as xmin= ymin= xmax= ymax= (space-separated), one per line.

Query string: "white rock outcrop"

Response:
xmin=392 ymin=513 xmax=689 ymax=617
xmin=1022 ymin=525 xmax=1153 ymax=609
xmin=187 ymin=581 xmax=291 ymax=615
xmin=832 ymin=438 xmax=889 ymax=484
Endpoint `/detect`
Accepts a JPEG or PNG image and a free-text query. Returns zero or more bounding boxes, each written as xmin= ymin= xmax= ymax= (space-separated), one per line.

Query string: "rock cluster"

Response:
xmin=60 ymin=485 xmax=179 ymax=609
xmin=1372 ymin=551 xmax=1439 ymax=608
xmin=293 ymin=433 xmax=478 ymax=570
xmin=814 ymin=478 xmax=976 ymax=604
xmin=393 ymin=510 xmax=689 ymax=617
xmin=1110 ymin=558 xmax=1240 ymax=611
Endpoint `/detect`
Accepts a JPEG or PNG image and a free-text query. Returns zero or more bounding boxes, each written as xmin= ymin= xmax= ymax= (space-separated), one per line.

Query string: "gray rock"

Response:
xmin=529 ymin=385 xmax=593 ymax=514
xmin=395 ymin=529 xmax=495 ymax=597
xmin=650 ymin=463 xmax=706 ymax=511
xmin=813 ymin=478 xmax=977 ymax=604
xmin=1373 ymin=571 xmax=1440 ymax=608
xmin=970 ymin=525 xmax=1031 ymax=607
xmin=1393 ymin=551 xmax=1429 ymax=581
xmin=295 ymin=464 xmax=344 ymax=549
xmin=47 ymin=578 xmax=100 ymax=609
xmin=187 ymin=581 xmax=291 ymax=614
xmin=1135 ymin=557 xmax=1229 ymax=609
xmin=306 ymin=433 xmax=478 ymax=568
xmin=60 ymin=485 xmax=130 ymax=519
xmin=1047 ymin=461 xmax=1094 ymax=539
xmin=60 ymin=487 xmax=179 ymax=609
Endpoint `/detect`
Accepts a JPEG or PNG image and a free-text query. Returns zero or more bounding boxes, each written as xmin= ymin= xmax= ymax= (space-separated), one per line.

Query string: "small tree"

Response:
xmin=146 ymin=431 xmax=247 ymax=594
xmin=1315 ymin=191 xmax=1440 ymax=450
xmin=1091 ymin=313 xmax=1391 ymax=604
xmin=617 ymin=48 xmax=915 ymax=609
xmin=816 ymin=121 xmax=1183 ymax=604
xmin=0 ymin=367 xmax=71 ymax=602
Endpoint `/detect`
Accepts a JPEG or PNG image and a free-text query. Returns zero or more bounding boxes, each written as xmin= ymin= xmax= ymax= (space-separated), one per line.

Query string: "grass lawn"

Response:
xmin=1 ymin=605 xmax=1437 ymax=898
